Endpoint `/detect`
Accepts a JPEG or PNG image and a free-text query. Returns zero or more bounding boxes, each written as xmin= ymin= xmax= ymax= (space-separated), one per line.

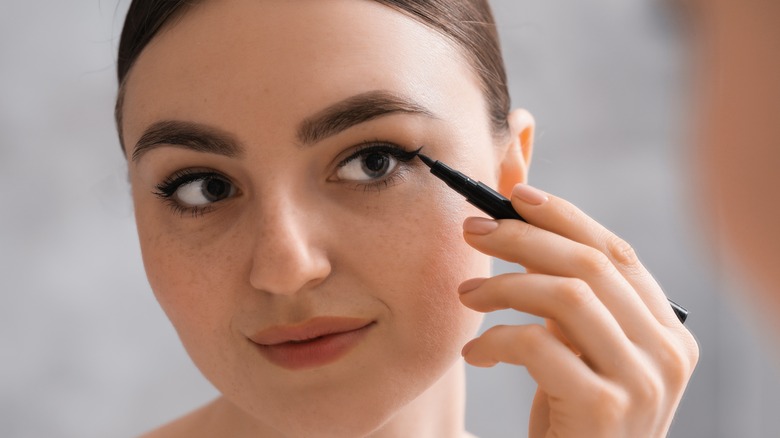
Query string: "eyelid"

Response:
xmin=154 ymin=168 xmax=232 ymax=198
xmin=336 ymin=142 xmax=422 ymax=168
xmin=330 ymin=142 xmax=422 ymax=194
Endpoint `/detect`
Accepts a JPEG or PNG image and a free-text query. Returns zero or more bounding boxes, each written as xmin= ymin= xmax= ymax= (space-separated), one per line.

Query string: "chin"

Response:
xmin=217 ymin=344 xmax=465 ymax=437
xmin=236 ymin=389 xmax=420 ymax=437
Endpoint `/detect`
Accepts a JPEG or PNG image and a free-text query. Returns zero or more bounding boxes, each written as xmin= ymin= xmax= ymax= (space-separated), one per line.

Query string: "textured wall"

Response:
xmin=1 ymin=1 xmax=778 ymax=437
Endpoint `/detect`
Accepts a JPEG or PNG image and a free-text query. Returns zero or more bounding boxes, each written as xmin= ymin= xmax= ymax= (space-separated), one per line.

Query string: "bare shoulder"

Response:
xmin=138 ymin=398 xmax=223 ymax=438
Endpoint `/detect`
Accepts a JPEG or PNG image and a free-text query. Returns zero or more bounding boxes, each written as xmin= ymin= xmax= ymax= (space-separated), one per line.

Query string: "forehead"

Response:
xmin=121 ymin=0 xmax=484 ymax=146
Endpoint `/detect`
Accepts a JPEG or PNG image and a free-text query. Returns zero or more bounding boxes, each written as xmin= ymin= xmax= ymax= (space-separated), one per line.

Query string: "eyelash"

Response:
xmin=336 ymin=142 xmax=422 ymax=192
xmin=153 ymin=169 xmax=225 ymax=217
xmin=153 ymin=142 xmax=421 ymax=217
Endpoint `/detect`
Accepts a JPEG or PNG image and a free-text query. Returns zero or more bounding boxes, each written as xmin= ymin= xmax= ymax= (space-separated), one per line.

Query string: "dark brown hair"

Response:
xmin=115 ymin=0 xmax=510 ymax=149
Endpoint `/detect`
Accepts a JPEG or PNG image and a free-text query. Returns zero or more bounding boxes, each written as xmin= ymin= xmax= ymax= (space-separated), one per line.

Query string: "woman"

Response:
xmin=116 ymin=0 xmax=698 ymax=436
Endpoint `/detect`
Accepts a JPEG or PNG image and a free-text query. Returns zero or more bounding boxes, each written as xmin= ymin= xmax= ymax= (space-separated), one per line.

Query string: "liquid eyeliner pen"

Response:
xmin=416 ymin=152 xmax=689 ymax=324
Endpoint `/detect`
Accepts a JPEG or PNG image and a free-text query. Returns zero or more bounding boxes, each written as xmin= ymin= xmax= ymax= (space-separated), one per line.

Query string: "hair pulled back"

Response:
xmin=116 ymin=0 xmax=510 ymax=147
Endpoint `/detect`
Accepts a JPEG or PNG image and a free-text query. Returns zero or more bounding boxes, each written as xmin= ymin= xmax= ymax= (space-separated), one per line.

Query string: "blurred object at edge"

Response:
xmin=686 ymin=0 xmax=780 ymax=335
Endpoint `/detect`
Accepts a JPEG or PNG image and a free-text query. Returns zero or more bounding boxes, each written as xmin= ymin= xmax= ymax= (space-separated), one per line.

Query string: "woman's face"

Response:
xmin=121 ymin=0 xmax=516 ymax=434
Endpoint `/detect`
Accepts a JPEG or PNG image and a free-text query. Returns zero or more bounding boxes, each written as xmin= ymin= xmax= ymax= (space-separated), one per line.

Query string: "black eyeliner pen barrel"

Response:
xmin=470 ymin=182 xmax=525 ymax=221
xmin=425 ymin=159 xmax=525 ymax=221
xmin=426 ymin=159 xmax=467 ymax=189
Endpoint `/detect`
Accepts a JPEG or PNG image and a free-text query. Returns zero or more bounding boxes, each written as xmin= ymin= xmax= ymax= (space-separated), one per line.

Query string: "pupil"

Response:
xmin=203 ymin=178 xmax=229 ymax=201
xmin=362 ymin=153 xmax=389 ymax=176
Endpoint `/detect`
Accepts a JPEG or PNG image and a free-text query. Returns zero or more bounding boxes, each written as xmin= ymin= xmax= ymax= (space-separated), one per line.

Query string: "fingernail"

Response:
xmin=461 ymin=338 xmax=478 ymax=357
xmin=458 ymin=277 xmax=487 ymax=294
xmin=463 ymin=217 xmax=498 ymax=235
xmin=512 ymin=183 xmax=549 ymax=205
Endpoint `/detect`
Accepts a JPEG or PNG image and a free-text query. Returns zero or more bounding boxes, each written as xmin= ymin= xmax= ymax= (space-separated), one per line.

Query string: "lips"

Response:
xmin=249 ymin=316 xmax=374 ymax=370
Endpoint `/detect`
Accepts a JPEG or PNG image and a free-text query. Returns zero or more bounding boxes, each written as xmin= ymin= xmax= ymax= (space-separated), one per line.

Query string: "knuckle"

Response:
xmin=590 ymin=384 xmax=630 ymax=427
xmin=631 ymin=373 xmax=664 ymax=408
xmin=606 ymin=234 xmax=640 ymax=269
xmin=509 ymin=220 xmax=534 ymax=241
xmin=687 ymin=334 xmax=701 ymax=368
xmin=678 ymin=328 xmax=701 ymax=368
xmin=516 ymin=324 xmax=549 ymax=355
xmin=560 ymin=201 xmax=585 ymax=226
xmin=500 ymin=224 xmax=534 ymax=264
xmin=574 ymin=246 xmax=614 ymax=276
xmin=655 ymin=336 xmax=696 ymax=389
xmin=557 ymin=277 xmax=596 ymax=310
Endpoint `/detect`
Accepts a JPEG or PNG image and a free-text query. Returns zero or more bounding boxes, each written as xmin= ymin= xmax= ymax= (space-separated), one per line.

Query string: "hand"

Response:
xmin=458 ymin=183 xmax=699 ymax=438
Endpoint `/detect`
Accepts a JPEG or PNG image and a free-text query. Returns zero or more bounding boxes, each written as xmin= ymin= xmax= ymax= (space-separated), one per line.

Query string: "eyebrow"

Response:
xmin=297 ymin=90 xmax=436 ymax=145
xmin=132 ymin=120 xmax=243 ymax=163
xmin=132 ymin=90 xmax=435 ymax=162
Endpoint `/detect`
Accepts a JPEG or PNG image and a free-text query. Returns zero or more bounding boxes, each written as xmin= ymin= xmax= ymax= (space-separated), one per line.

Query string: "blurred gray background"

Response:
xmin=2 ymin=1 xmax=779 ymax=437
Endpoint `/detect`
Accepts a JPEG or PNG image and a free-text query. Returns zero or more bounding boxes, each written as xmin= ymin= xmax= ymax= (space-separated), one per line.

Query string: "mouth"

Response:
xmin=249 ymin=317 xmax=375 ymax=370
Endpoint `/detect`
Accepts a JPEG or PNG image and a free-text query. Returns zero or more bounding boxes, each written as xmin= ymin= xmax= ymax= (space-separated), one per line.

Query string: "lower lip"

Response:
xmin=253 ymin=323 xmax=374 ymax=371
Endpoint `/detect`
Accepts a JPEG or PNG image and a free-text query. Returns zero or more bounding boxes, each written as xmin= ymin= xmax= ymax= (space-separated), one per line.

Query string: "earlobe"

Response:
xmin=497 ymin=108 xmax=535 ymax=197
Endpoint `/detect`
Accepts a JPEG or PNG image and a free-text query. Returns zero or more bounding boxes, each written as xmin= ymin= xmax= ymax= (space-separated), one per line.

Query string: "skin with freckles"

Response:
xmin=119 ymin=0 xmax=698 ymax=437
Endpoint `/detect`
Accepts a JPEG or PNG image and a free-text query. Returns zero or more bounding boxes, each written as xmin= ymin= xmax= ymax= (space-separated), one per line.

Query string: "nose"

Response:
xmin=248 ymin=199 xmax=332 ymax=296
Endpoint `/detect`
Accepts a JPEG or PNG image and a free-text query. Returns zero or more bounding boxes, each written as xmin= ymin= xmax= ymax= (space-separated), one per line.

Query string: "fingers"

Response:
xmin=463 ymin=216 xmax=662 ymax=345
xmin=458 ymin=273 xmax=641 ymax=377
xmin=461 ymin=323 xmax=602 ymax=401
xmin=510 ymin=183 xmax=682 ymax=327
xmin=459 ymin=183 xmax=699 ymax=436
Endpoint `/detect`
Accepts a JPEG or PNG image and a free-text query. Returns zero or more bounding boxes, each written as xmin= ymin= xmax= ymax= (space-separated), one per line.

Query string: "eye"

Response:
xmin=174 ymin=176 xmax=235 ymax=207
xmin=335 ymin=144 xmax=421 ymax=183
xmin=336 ymin=150 xmax=399 ymax=181
xmin=154 ymin=170 xmax=237 ymax=214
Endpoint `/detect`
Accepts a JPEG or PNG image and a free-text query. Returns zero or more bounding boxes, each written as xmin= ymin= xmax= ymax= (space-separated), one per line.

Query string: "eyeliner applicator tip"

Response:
xmin=417 ymin=152 xmax=435 ymax=168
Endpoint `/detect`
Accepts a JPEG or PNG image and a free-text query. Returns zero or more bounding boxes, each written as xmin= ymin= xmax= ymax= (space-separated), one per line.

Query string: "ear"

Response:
xmin=497 ymin=108 xmax=535 ymax=197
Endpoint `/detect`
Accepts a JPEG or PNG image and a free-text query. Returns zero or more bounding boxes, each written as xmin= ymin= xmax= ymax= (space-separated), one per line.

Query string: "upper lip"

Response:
xmin=249 ymin=316 xmax=374 ymax=346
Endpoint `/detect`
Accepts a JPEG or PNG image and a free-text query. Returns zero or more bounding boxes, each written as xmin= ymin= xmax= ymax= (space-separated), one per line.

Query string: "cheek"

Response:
xmin=406 ymin=222 xmax=487 ymax=353
xmin=134 ymin=202 xmax=240 ymax=355
xmin=344 ymin=187 xmax=488 ymax=353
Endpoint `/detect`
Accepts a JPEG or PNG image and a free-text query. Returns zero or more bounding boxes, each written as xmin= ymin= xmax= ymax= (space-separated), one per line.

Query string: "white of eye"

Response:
xmin=174 ymin=177 xmax=235 ymax=207
xmin=336 ymin=153 xmax=399 ymax=181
